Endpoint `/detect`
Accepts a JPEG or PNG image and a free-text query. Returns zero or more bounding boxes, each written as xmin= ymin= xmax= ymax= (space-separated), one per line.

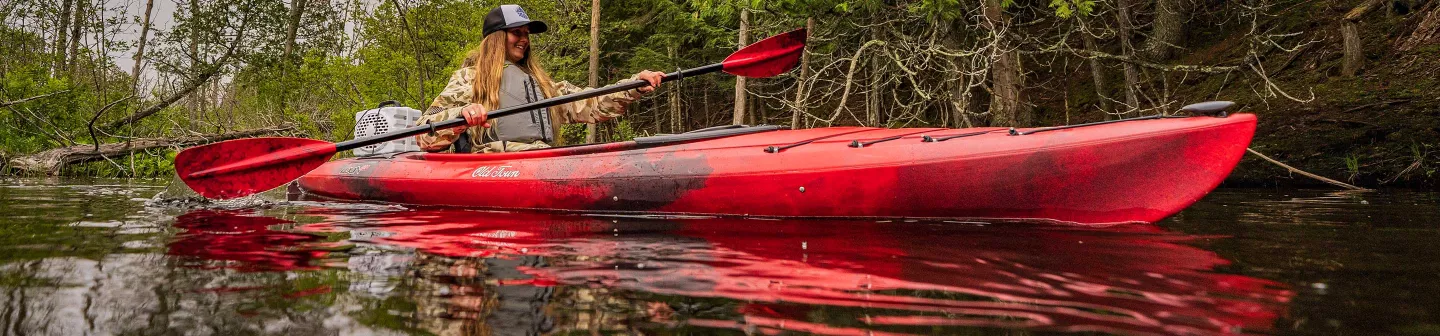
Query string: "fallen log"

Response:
xmin=1396 ymin=5 xmax=1440 ymax=51
xmin=7 ymin=125 xmax=296 ymax=176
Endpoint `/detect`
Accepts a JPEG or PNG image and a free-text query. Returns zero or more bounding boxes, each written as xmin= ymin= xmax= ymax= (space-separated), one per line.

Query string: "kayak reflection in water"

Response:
xmin=414 ymin=4 xmax=664 ymax=153
xmin=204 ymin=208 xmax=1287 ymax=335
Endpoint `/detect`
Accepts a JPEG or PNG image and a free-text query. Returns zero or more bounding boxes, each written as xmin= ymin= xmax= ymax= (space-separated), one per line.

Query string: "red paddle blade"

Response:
xmin=175 ymin=137 xmax=337 ymax=199
xmin=722 ymin=28 xmax=807 ymax=78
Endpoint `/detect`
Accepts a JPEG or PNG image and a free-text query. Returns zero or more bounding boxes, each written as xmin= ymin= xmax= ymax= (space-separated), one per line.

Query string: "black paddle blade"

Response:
xmin=722 ymin=28 xmax=807 ymax=78
xmin=175 ymin=137 xmax=337 ymax=199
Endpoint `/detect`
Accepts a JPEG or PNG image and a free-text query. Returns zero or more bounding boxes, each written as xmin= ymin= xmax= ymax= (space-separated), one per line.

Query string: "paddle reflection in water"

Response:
xmin=167 ymin=207 xmax=1291 ymax=335
xmin=168 ymin=210 xmax=329 ymax=272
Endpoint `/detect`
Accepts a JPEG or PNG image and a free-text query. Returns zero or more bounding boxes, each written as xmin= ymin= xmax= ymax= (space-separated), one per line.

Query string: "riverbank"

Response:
xmin=1228 ymin=35 xmax=1438 ymax=189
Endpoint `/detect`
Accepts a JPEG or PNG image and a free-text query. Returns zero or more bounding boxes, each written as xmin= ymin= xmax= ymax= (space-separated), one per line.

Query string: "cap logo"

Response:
xmin=514 ymin=7 xmax=529 ymax=20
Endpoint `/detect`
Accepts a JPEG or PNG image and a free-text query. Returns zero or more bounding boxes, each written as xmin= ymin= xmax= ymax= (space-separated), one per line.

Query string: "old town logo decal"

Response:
xmin=471 ymin=166 xmax=521 ymax=178
xmin=338 ymin=164 xmax=371 ymax=176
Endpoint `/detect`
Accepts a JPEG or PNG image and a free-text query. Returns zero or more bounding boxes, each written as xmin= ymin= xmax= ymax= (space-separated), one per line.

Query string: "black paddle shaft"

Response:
xmin=335 ymin=63 xmax=724 ymax=152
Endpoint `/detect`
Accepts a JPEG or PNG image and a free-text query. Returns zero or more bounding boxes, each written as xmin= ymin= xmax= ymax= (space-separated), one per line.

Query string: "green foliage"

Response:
xmin=1344 ymin=154 xmax=1362 ymax=181
xmin=1049 ymin=0 xmax=1096 ymax=18
xmin=611 ymin=119 xmax=647 ymax=141
xmin=560 ymin=124 xmax=589 ymax=146
xmin=914 ymin=0 xmax=966 ymax=19
xmin=64 ymin=151 xmax=176 ymax=178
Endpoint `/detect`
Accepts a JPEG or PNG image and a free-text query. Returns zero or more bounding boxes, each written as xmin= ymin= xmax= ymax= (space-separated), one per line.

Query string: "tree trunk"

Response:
xmin=670 ymin=46 xmax=683 ymax=133
xmin=1116 ymin=0 xmax=1141 ymax=113
xmin=54 ymin=0 xmax=73 ymax=74
xmin=389 ymin=0 xmax=428 ymax=101
xmin=586 ymin=0 xmax=600 ymax=143
xmin=747 ymin=98 xmax=756 ymax=125
xmin=939 ymin=20 xmax=971 ymax=128
xmin=732 ymin=7 xmax=749 ymax=125
xmin=66 ymin=0 xmax=88 ymax=77
xmin=92 ymin=2 xmax=110 ymax=98
xmin=186 ymin=0 xmax=201 ymax=122
xmin=982 ymin=0 xmax=1024 ymax=127
xmin=9 ymin=125 xmax=295 ymax=176
xmin=790 ymin=17 xmax=813 ymax=130
xmin=1079 ymin=19 xmax=1112 ymax=116
xmin=109 ymin=73 xmax=217 ymax=130
xmin=188 ymin=0 xmax=199 ymax=60
xmin=866 ymin=27 xmax=882 ymax=127
xmin=1343 ymin=0 xmax=1381 ymax=77
xmin=131 ymin=0 xmax=155 ymax=91
xmin=1144 ymin=0 xmax=1186 ymax=60
xmin=1341 ymin=23 xmax=1364 ymax=76
xmin=284 ymin=0 xmax=308 ymax=59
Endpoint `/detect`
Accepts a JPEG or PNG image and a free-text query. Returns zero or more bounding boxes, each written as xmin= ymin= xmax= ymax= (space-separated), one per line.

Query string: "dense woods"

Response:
xmin=1 ymin=0 xmax=1437 ymax=187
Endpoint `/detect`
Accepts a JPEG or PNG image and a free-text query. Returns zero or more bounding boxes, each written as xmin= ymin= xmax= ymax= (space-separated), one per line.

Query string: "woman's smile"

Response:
xmin=506 ymin=26 xmax=531 ymax=62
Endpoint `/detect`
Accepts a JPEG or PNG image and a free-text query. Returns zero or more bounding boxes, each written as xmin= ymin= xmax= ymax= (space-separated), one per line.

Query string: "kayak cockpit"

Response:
xmin=408 ymin=124 xmax=786 ymax=162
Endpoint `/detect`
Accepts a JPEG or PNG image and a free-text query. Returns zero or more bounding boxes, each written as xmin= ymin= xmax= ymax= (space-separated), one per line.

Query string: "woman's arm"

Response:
xmin=415 ymin=68 xmax=478 ymax=152
xmin=552 ymin=71 xmax=663 ymax=124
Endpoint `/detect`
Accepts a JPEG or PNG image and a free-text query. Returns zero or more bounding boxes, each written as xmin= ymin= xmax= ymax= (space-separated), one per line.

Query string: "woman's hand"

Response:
xmin=461 ymin=104 xmax=490 ymax=128
xmin=635 ymin=70 xmax=664 ymax=93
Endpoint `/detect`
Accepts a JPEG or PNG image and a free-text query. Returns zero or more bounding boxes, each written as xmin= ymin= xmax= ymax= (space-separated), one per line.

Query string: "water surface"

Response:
xmin=0 ymin=179 xmax=1436 ymax=335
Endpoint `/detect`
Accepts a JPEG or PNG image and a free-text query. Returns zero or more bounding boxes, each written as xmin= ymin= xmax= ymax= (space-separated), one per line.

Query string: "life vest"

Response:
xmin=478 ymin=63 xmax=553 ymax=146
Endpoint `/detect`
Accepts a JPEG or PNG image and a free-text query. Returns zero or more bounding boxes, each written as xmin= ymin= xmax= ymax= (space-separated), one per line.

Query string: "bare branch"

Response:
xmin=0 ymin=90 xmax=71 ymax=108
xmin=104 ymin=9 xmax=252 ymax=131
xmin=1067 ymin=49 xmax=1241 ymax=73
xmin=88 ymin=95 xmax=137 ymax=151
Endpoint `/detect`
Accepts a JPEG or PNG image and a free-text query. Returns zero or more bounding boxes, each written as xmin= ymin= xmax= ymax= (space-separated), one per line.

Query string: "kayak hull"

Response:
xmin=297 ymin=114 xmax=1257 ymax=224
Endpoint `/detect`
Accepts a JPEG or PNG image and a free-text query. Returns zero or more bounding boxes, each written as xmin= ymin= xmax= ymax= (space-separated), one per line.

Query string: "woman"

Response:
xmin=416 ymin=4 xmax=663 ymax=153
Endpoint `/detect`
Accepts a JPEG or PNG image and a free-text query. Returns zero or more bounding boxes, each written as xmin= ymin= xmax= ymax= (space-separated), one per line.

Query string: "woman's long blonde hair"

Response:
xmin=466 ymin=31 xmax=560 ymax=110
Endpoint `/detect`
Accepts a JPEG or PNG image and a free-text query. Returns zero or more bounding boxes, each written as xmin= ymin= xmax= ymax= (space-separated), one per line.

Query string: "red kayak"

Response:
xmin=296 ymin=113 xmax=1256 ymax=225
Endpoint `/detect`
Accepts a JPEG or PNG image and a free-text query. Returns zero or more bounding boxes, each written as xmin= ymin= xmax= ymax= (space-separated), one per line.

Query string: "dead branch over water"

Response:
xmin=9 ymin=125 xmax=296 ymax=175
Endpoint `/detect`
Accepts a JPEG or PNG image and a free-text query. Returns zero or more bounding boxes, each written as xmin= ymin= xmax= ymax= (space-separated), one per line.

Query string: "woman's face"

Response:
xmin=504 ymin=26 xmax=530 ymax=62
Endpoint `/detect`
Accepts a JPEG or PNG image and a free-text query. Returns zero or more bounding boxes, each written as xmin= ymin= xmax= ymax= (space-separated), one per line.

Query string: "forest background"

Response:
xmin=1 ymin=0 xmax=1437 ymax=188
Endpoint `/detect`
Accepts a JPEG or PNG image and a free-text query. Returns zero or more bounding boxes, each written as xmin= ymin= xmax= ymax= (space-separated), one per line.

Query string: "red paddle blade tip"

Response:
xmin=174 ymin=137 xmax=337 ymax=199
xmin=722 ymin=28 xmax=807 ymax=78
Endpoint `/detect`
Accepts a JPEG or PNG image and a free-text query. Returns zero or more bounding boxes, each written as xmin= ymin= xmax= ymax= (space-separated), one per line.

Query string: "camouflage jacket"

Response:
xmin=415 ymin=64 xmax=643 ymax=152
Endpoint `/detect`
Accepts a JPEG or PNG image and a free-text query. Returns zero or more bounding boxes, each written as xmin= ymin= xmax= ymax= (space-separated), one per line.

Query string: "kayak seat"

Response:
xmin=415 ymin=125 xmax=783 ymax=162
xmin=1178 ymin=101 xmax=1236 ymax=117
